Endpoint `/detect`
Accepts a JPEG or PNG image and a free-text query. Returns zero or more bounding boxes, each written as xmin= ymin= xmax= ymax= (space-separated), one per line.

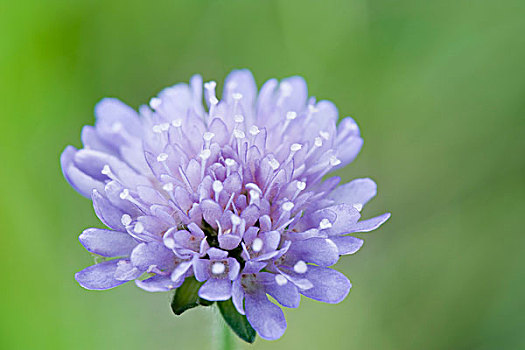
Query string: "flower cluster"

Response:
xmin=61 ymin=70 xmax=389 ymax=340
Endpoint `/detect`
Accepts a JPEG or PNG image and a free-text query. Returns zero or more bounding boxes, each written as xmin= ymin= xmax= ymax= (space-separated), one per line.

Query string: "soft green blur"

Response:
xmin=1 ymin=1 xmax=523 ymax=349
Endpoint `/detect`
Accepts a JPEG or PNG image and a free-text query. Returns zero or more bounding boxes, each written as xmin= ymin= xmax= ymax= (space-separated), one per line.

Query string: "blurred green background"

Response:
xmin=1 ymin=0 xmax=524 ymax=349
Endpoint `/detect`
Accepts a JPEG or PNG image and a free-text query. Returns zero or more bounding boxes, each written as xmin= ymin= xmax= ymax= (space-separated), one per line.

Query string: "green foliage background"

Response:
xmin=1 ymin=1 xmax=523 ymax=349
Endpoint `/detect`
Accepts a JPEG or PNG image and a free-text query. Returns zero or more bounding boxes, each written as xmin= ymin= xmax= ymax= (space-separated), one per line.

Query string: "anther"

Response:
xmin=329 ymin=155 xmax=341 ymax=166
xmin=162 ymin=183 xmax=174 ymax=192
xmin=121 ymin=214 xmax=132 ymax=226
xmin=293 ymin=260 xmax=308 ymax=274
xmin=286 ymin=111 xmax=297 ymax=120
xmin=282 ymin=201 xmax=294 ymax=212
xmin=212 ymin=180 xmax=223 ymax=193
xmin=252 ymin=238 xmax=263 ymax=252
xmin=290 ymin=143 xmax=302 ymax=152
xmin=211 ymin=262 xmax=226 ymax=275
xmin=134 ymin=222 xmax=144 ymax=234
xmin=233 ymin=129 xmax=245 ymax=139
xmin=149 ymin=97 xmax=162 ymax=109
xmin=319 ymin=218 xmax=332 ymax=230
xmin=234 ymin=114 xmax=244 ymax=123
xmin=249 ymin=125 xmax=260 ymax=136
xmin=275 ymin=274 xmax=288 ymax=286
xmin=203 ymin=132 xmax=215 ymax=142
xmin=157 ymin=153 xmax=168 ymax=162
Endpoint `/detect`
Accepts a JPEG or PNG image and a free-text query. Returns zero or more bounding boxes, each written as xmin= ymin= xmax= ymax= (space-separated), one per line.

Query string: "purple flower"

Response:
xmin=61 ymin=69 xmax=390 ymax=341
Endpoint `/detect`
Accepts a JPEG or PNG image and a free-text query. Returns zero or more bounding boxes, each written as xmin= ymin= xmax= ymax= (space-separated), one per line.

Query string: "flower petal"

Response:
xmin=329 ymin=178 xmax=377 ymax=211
xmin=258 ymin=272 xmax=300 ymax=308
xmin=348 ymin=213 xmax=391 ymax=233
xmin=287 ymin=237 xmax=339 ymax=266
xmin=136 ymin=275 xmax=181 ymax=292
xmin=79 ymin=228 xmax=137 ymax=257
xmin=330 ymin=236 xmax=364 ymax=255
xmin=198 ymin=279 xmax=232 ymax=301
xmin=245 ymin=290 xmax=286 ymax=340
xmin=75 ymin=260 xmax=127 ymax=290
xmin=299 ymin=265 xmax=351 ymax=304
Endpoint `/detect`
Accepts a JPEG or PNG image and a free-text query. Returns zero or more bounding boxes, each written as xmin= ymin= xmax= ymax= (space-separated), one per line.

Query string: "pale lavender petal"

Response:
xmin=348 ymin=213 xmax=391 ymax=233
xmin=331 ymin=236 xmax=364 ymax=255
xmin=329 ymin=178 xmax=377 ymax=210
xmin=135 ymin=275 xmax=181 ymax=292
xmin=258 ymin=272 xmax=300 ymax=308
xmin=79 ymin=228 xmax=137 ymax=257
xmin=75 ymin=260 xmax=127 ymax=290
xmin=92 ymin=190 xmax=126 ymax=231
xmin=130 ymin=242 xmax=174 ymax=271
xmin=299 ymin=265 xmax=351 ymax=304
xmin=287 ymin=237 xmax=339 ymax=267
xmin=232 ymin=278 xmax=245 ymax=315
xmin=198 ymin=279 xmax=232 ymax=301
xmin=245 ymin=290 xmax=286 ymax=340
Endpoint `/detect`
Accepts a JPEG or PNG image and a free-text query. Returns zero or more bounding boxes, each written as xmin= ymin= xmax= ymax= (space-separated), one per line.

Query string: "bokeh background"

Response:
xmin=1 ymin=0 xmax=524 ymax=349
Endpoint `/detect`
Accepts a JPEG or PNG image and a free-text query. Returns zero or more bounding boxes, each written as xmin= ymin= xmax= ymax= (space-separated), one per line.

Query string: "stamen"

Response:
xmin=319 ymin=218 xmax=332 ymax=230
xmin=199 ymin=149 xmax=211 ymax=160
xmin=212 ymin=180 xmax=223 ymax=193
xmin=203 ymin=132 xmax=215 ymax=142
xmin=296 ymin=181 xmax=306 ymax=191
xmin=171 ymin=119 xmax=182 ymax=128
xmin=268 ymin=157 xmax=280 ymax=170
xmin=134 ymin=222 xmax=144 ymax=234
xmin=234 ymin=114 xmax=244 ymax=123
xmin=249 ymin=125 xmax=260 ymax=136
xmin=211 ymin=262 xmax=226 ymax=275
xmin=231 ymin=214 xmax=241 ymax=226
xmin=119 ymin=189 xmax=130 ymax=200
xmin=293 ymin=260 xmax=308 ymax=274
xmin=329 ymin=155 xmax=341 ymax=166
xmin=157 ymin=153 xmax=169 ymax=162
xmin=149 ymin=97 xmax=162 ymax=109
xmin=290 ymin=143 xmax=302 ymax=152
xmin=275 ymin=274 xmax=288 ymax=286
xmin=286 ymin=111 xmax=297 ymax=120
xmin=319 ymin=131 xmax=330 ymax=140
xmin=282 ymin=201 xmax=294 ymax=212
xmin=252 ymin=238 xmax=263 ymax=252
xmin=233 ymin=129 xmax=245 ymax=139
xmin=162 ymin=183 xmax=174 ymax=192
xmin=121 ymin=214 xmax=132 ymax=226
xmin=101 ymin=164 xmax=111 ymax=176
xmin=353 ymin=203 xmax=363 ymax=211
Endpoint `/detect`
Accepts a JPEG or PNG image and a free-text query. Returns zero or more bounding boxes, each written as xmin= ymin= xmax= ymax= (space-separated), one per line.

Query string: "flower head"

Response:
xmin=61 ymin=69 xmax=390 ymax=341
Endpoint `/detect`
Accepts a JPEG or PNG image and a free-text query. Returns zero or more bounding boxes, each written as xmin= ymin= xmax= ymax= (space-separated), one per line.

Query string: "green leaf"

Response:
xmin=171 ymin=277 xmax=206 ymax=315
xmin=217 ymin=299 xmax=256 ymax=344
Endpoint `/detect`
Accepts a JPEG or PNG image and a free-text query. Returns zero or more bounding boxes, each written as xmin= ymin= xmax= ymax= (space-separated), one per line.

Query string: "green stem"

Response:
xmin=213 ymin=307 xmax=236 ymax=350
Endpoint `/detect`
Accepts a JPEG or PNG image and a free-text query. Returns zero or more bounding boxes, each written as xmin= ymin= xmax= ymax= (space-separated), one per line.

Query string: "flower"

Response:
xmin=61 ymin=69 xmax=390 ymax=341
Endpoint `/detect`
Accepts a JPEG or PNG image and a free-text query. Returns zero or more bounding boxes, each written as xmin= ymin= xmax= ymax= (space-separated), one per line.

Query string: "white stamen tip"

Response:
xmin=319 ymin=218 xmax=333 ymax=230
xmin=245 ymin=183 xmax=262 ymax=193
xmin=199 ymin=149 xmax=211 ymax=160
xmin=171 ymin=119 xmax=182 ymax=127
xmin=160 ymin=123 xmax=170 ymax=131
xmin=101 ymin=165 xmax=111 ymax=175
xmin=294 ymin=260 xmax=308 ymax=274
xmin=209 ymin=96 xmax=219 ymax=105
xmin=290 ymin=143 xmax=302 ymax=152
xmin=233 ymin=129 xmax=245 ymax=139
xmin=234 ymin=114 xmax=244 ymax=123
xmin=231 ymin=214 xmax=241 ymax=226
xmin=353 ymin=203 xmax=363 ymax=211
xmin=320 ymin=131 xmax=330 ymax=140
xmin=134 ymin=222 xmax=144 ymax=234
xmin=275 ymin=274 xmax=288 ymax=286
xmin=232 ymin=93 xmax=243 ymax=100
xmin=225 ymin=158 xmax=236 ymax=167
xmin=314 ymin=137 xmax=323 ymax=147
xmin=296 ymin=181 xmax=306 ymax=191
xmin=157 ymin=153 xmax=168 ymax=162
xmin=282 ymin=201 xmax=294 ymax=211
xmin=121 ymin=214 xmax=132 ymax=226
xmin=329 ymin=155 xmax=341 ymax=166
xmin=203 ymin=132 xmax=215 ymax=141
xmin=252 ymin=238 xmax=264 ymax=252
xmin=269 ymin=158 xmax=280 ymax=170
xmin=286 ymin=111 xmax=297 ymax=120
xmin=212 ymin=180 xmax=223 ymax=193
xmin=249 ymin=189 xmax=260 ymax=201
xmin=152 ymin=125 xmax=162 ymax=133
xmin=204 ymin=81 xmax=217 ymax=90
xmin=211 ymin=262 xmax=226 ymax=275
xmin=149 ymin=97 xmax=162 ymax=109
xmin=162 ymin=183 xmax=174 ymax=192
xmin=119 ymin=189 xmax=130 ymax=200
xmin=249 ymin=125 xmax=260 ymax=136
